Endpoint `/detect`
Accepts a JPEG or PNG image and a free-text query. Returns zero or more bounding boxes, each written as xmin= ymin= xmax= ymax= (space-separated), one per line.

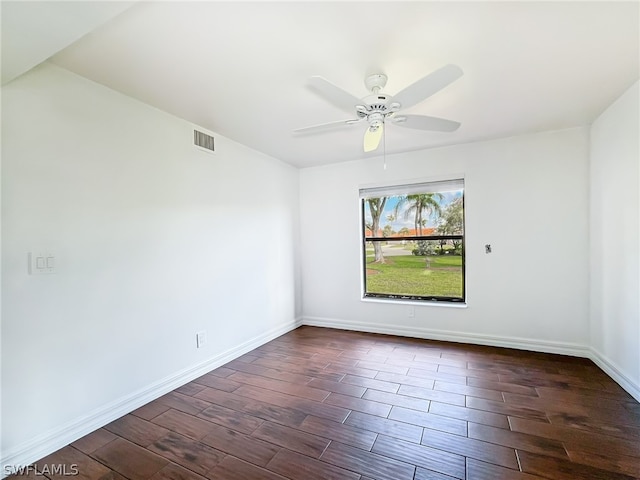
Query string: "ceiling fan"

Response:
xmin=294 ymin=64 xmax=463 ymax=152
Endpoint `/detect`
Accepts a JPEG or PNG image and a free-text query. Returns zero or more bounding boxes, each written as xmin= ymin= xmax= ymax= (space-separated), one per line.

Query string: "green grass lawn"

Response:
xmin=366 ymin=254 xmax=463 ymax=298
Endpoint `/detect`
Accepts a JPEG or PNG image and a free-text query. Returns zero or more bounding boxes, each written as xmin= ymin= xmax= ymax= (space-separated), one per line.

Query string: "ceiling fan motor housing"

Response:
xmin=361 ymin=74 xmax=396 ymax=125
xmin=358 ymin=94 xmax=401 ymax=126
xmin=363 ymin=93 xmax=391 ymax=111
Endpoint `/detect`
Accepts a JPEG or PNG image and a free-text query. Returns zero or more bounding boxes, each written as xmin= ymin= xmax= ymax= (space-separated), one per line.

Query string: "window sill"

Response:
xmin=361 ymin=297 xmax=468 ymax=308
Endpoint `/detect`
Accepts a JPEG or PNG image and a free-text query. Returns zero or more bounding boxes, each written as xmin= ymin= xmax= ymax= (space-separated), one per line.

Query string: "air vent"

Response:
xmin=194 ymin=130 xmax=215 ymax=152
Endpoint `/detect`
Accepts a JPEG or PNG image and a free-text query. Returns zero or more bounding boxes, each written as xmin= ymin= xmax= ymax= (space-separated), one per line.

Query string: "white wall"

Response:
xmin=589 ymin=80 xmax=640 ymax=400
xmin=300 ymin=128 xmax=590 ymax=353
xmin=1 ymin=63 xmax=301 ymax=465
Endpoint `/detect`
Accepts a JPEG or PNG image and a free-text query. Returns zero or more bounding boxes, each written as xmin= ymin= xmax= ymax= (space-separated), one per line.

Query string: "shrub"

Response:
xmin=412 ymin=240 xmax=438 ymax=256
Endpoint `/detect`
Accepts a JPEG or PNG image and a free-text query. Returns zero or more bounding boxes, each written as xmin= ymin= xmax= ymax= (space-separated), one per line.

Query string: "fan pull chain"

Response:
xmin=383 ymin=121 xmax=387 ymax=170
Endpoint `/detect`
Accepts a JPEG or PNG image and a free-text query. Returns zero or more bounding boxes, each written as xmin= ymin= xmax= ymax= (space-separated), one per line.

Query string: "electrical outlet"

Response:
xmin=408 ymin=306 xmax=415 ymax=318
xmin=196 ymin=331 xmax=206 ymax=348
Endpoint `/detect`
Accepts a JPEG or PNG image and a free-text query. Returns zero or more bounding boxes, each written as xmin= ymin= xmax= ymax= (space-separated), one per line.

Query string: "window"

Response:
xmin=360 ymin=179 xmax=465 ymax=303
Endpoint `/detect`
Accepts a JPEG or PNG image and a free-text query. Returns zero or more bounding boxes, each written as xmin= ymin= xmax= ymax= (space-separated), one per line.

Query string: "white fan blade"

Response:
xmin=309 ymin=76 xmax=364 ymax=113
xmin=392 ymin=114 xmax=460 ymax=132
xmin=363 ymin=124 xmax=383 ymax=152
xmin=392 ymin=64 xmax=463 ymax=110
xmin=293 ymin=118 xmax=361 ymax=134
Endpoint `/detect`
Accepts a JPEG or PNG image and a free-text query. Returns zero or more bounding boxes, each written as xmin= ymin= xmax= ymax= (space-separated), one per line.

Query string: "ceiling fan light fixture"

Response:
xmin=364 ymin=122 xmax=383 ymax=152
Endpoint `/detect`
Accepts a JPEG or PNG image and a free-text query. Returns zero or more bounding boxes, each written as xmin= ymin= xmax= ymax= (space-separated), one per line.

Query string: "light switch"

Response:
xmin=28 ymin=251 xmax=57 ymax=274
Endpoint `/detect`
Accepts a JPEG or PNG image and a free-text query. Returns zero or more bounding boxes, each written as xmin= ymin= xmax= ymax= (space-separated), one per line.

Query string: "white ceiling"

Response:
xmin=3 ymin=1 xmax=639 ymax=168
xmin=0 ymin=1 xmax=135 ymax=84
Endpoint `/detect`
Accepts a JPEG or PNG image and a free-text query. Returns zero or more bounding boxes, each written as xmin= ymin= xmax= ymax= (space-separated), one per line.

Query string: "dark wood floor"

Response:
xmin=22 ymin=326 xmax=640 ymax=480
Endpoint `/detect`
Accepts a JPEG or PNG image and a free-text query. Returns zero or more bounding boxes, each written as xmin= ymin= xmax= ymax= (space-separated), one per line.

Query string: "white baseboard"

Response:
xmin=589 ymin=348 xmax=640 ymax=402
xmin=1 ymin=317 xmax=303 ymax=475
xmin=302 ymin=316 xmax=590 ymax=357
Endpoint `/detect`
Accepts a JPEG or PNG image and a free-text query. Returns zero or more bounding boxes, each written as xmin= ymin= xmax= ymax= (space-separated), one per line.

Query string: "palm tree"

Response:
xmin=394 ymin=193 xmax=443 ymax=235
xmin=366 ymin=197 xmax=387 ymax=263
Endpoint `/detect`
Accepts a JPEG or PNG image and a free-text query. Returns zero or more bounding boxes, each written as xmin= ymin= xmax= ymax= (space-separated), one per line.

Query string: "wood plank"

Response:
xmin=251 ymin=357 xmax=345 ymax=381
xmin=131 ymin=401 xmax=171 ymax=421
xmin=174 ymin=382 xmax=207 ymax=396
xmin=508 ymin=416 xmax=640 ymax=457
xmin=307 ymin=378 xmax=366 ymax=397
xmin=195 ymin=386 xmax=307 ymax=428
xmin=466 ymin=458 xmax=548 ymax=480
xmin=104 ymin=415 xmax=170 ymax=447
xmin=148 ymin=463 xmax=209 ymax=480
xmin=429 ymin=401 xmax=510 ymax=429
xmin=433 ymin=380 xmax=505 ymax=401
xmin=38 ymin=445 xmax=113 ymax=480
xmin=375 ymin=371 xmax=437 ymax=389
xmin=437 ymin=364 xmax=500 ymax=381
xmin=251 ymin=421 xmax=330 ymax=458
xmin=91 ymin=438 xmax=169 ymax=480
xmin=468 ymin=422 xmax=569 ymax=458
xmin=546 ymin=411 xmax=640 ymax=440
xmin=192 ymin=373 xmax=242 ymax=392
xmin=566 ymin=448 xmax=640 ymax=477
xmin=196 ymin=403 xmax=265 ymax=434
xmin=266 ymin=448 xmax=361 ymax=480
xmin=388 ymin=406 xmax=467 ymax=436
xmin=371 ymin=434 xmax=465 ymax=479
xmin=148 ymin=432 xmax=225 ymax=475
xmin=396 ymin=384 xmax=465 ymax=406
xmin=200 ymin=424 xmax=279 ymax=467
xmin=224 ymin=360 xmax=314 ymax=384
xmin=155 ymin=392 xmax=211 ymax=416
xmin=344 ymin=410 xmax=423 ymax=443
xmin=208 ymin=456 xmax=288 ymax=480
xmin=234 ymin=384 xmax=350 ymax=423
xmin=320 ymin=441 xmax=415 ymax=480
xmin=385 ymin=357 xmax=439 ymax=372
xmin=341 ymin=374 xmax=400 ymax=393
xmin=324 ymin=363 xmax=379 ymax=379
xmin=71 ymin=428 xmax=117 ymax=454
xmin=407 ymin=368 xmax=469 ymax=384
xmin=150 ymin=409 xmax=216 ymax=440
xmin=363 ymin=388 xmax=432 ymax=411
xmin=466 ymin=396 xmax=550 ymax=423
xmin=518 ymin=451 xmax=638 ymax=480
xmin=298 ymin=415 xmax=378 ymax=451
xmin=414 ymin=467 xmax=465 ymax=480
xmin=206 ymin=366 xmax=236 ymax=378
xmin=421 ymin=428 xmax=519 ymax=469
xmin=356 ymin=360 xmax=409 ymax=375
xmin=467 ymin=377 xmax=539 ymax=396
xmin=227 ymin=371 xmax=330 ymax=401
xmin=324 ymin=392 xmax=392 ymax=417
